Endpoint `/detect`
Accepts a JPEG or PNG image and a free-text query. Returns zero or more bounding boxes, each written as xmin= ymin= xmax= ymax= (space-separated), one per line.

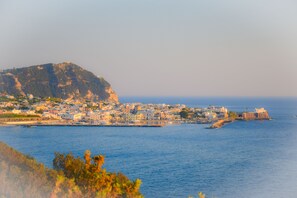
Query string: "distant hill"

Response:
xmin=0 ymin=62 xmax=118 ymax=102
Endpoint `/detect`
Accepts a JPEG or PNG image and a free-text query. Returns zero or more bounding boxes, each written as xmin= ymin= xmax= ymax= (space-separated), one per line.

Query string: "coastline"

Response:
xmin=21 ymin=124 xmax=164 ymax=127
xmin=0 ymin=117 xmax=271 ymax=129
xmin=1 ymin=95 xmax=272 ymax=130
xmin=0 ymin=120 xmax=166 ymax=127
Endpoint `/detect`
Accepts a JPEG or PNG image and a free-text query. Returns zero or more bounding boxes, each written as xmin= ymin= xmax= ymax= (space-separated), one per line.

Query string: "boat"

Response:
xmin=23 ymin=125 xmax=35 ymax=128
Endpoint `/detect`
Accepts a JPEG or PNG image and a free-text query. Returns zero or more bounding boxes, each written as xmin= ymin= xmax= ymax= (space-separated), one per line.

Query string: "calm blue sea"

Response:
xmin=1 ymin=97 xmax=297 ymax=198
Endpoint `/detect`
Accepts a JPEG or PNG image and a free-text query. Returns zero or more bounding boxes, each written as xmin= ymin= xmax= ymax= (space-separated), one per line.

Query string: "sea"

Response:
xmin=1 ymin=97 xmax=297 ymax=198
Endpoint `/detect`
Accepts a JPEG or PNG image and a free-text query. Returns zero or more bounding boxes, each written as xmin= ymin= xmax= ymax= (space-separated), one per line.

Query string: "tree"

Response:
xmin=180 ymin=108 xmax=189 ymax=119
xmin=228 ymin=111 xmax=238 ymax=119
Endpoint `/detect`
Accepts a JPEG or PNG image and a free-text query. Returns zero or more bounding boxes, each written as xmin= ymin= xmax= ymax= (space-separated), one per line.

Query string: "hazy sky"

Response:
xmin=0 ymin=0 xmax=296 ymax=97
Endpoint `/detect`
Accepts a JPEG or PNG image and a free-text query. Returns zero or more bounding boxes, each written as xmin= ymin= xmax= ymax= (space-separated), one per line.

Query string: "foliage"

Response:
xmin=53 ymin=150 xmax=143 ymax=198
xmin=0 ymin=106 xmax=14 ymax=111
xmin=46 ymin=97 xmax=62 ymax=103
xmin=28 ymin=98 xmax=42 ymax=105
xmin=180 ymin=108 xmax=189 ymax=119
xmin=198 ymin=192 xmax=206 ymax=198
xmin=35 ymin=109 xmax=44 ymax=114
xmin=228 ymin=111 xmax=238 ymax=119
xmin=0 ymin=113 xmax=40 ymax=118
xmin=0 ymin=96 xmax=16 ymax=102
xmin=180 ymin=108 xmax=195 ymax=119
xmin=87 ymin=105 xmax=99 ymax=110
xmin=188 ymin=192 xmax=206 ymax=198
xmin=0 ymin=141 xmax=81 ymax=198
xmin=0 ymin=142 xmax=143 ymax=198
xmin=20 ymin=106 xmax=30 ymax=110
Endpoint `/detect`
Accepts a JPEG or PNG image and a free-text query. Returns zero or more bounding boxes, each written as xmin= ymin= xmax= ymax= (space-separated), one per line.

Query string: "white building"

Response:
xmin=61 ymin=112 xmax=84 ymax=121
xmin=255 ymin=108 xmax=267 ymax=114
xmin=27 ymin=94 xmax=34 ymax=100
xmin=12 ymin=109 xmax=22 ymax=114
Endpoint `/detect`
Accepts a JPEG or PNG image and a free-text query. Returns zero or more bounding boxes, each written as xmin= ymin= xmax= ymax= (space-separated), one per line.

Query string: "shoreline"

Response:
xmin=0 ymin=122 xmax=165 ymax=127
xmin=21 ymin=124 xmax=164 ymax=127
xmin=0 ymin=118 xmax=271 ymax=129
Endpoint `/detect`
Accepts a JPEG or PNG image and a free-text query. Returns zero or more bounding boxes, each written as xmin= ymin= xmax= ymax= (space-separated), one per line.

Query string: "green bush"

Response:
xmin=0 ymin=142 xmax=143 ymax=198
xmin=53 ymin=150 xmax=143 ymax=198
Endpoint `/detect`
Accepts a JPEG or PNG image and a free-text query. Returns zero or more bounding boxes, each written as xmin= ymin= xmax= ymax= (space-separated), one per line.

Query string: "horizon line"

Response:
xmin=119 ymin=95 xmax=297 ymax=99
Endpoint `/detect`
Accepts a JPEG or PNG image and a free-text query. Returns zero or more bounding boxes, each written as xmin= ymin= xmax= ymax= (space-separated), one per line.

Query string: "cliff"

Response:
xmin=0 ymin=62 xmax=118 ymax=103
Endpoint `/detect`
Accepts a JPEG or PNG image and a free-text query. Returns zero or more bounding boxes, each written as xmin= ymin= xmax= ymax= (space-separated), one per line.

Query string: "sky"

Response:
xmin=0 ymin=0 xmax=296 ymax=97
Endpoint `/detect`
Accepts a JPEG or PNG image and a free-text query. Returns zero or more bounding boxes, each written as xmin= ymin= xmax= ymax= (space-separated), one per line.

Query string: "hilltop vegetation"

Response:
xmin=0 ymin=142 xmax=143 ymax=198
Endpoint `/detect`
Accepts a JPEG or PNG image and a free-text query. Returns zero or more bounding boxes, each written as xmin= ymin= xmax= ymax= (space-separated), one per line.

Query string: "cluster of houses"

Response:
xmin=0 ymin=94 xmax=269 ymax=125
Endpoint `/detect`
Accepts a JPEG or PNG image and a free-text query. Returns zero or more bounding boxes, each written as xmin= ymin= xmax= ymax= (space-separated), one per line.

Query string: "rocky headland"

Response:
xmin=0 ymin=62 xmax=118 ymax=103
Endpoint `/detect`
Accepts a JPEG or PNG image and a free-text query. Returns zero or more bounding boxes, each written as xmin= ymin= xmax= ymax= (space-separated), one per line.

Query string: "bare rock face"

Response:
xmin=0 ymin=62 xmax=119 ymax=103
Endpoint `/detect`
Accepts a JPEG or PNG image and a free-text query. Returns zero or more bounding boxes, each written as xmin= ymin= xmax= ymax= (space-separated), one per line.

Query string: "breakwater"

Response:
xmin=207 ymin=119 xmax=234 ymax=129
xmin=208 ymin=115 xmax=271 ymax=129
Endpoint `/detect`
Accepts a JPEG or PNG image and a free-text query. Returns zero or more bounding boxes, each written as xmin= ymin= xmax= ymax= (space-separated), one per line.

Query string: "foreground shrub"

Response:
xmin=0 ymin=141 xmax=143 ymax=198
xmin=0 ymin=141 xmax=80 ymax=198
xmin=53 ymin=150 xmax=143 ymax=198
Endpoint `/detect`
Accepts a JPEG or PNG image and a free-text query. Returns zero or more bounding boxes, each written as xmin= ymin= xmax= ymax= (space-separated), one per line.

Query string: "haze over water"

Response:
xmin=0 ymin=97 xmax=296 ymax=198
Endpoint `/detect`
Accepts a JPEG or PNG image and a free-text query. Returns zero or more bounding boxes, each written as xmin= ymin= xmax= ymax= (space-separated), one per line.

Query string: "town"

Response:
xmin=0 ymin=94 xmax=270 ymax=128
